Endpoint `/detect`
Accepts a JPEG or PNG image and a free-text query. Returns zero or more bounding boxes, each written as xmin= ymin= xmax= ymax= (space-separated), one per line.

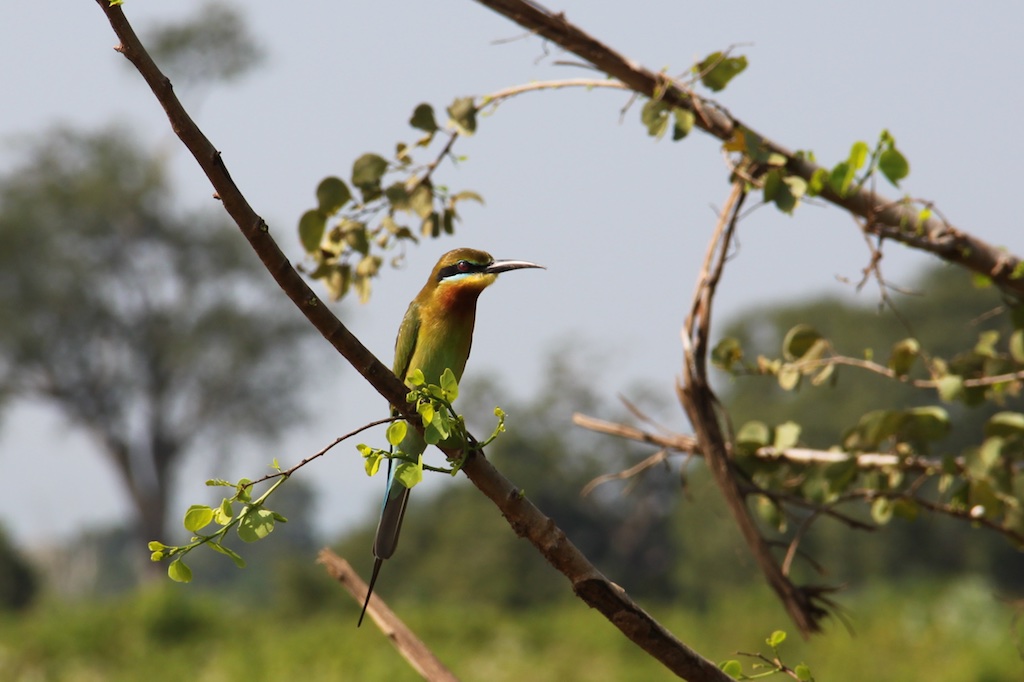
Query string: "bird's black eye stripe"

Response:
xmin=437 ymin=260 xmax=487 ymax=281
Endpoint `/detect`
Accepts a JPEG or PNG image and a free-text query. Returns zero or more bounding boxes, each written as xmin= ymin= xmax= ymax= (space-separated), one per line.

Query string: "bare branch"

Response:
xmin=677 ymin=181 xmax=832 ymax=636
xmin=572 ymin=413 xmax=938 ymax=472
xmin=318 ymin=550 xmax=460 ymax=682
xmin=580 ymin=448 xmax=669 ymax=497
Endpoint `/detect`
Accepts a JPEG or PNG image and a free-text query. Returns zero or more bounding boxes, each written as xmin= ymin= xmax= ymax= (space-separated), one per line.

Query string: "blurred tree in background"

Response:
xmin=0 ymin=127 xmax=312 ymax=575
xmin=0 ymin=3 xmax=306 ymax=585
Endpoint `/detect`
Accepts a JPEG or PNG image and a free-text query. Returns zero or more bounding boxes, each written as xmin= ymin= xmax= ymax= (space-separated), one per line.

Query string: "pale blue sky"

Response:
xmin=2 ymin=2 xmax=1023 ymax=547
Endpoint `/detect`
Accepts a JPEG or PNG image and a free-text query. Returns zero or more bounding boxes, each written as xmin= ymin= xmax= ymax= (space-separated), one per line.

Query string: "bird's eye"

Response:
xmin=457 ymin=260 xmax=471 ymax=272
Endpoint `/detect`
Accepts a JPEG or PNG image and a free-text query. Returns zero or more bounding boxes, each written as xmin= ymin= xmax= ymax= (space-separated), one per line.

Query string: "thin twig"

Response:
xmin=245 ymin=416 xmax=399 ymax=488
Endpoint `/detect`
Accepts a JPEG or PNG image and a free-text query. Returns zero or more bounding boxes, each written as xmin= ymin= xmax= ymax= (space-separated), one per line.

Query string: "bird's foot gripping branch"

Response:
xmin=359 ymin=367 xmax=507 ymax=484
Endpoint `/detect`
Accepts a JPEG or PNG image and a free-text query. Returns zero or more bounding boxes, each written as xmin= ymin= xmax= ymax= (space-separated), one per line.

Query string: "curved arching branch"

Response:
xmin=472 ymin=0 xmax=1024 ymax=300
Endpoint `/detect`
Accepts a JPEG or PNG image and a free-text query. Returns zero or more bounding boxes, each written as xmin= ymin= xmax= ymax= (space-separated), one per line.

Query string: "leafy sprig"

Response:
xmin=359 ymin=368 xmax=507 ymax=488
xmin=148 ymin=472 xmax=288 ymax=583
xmin=720 ymin=630 xmax=814 ymax=681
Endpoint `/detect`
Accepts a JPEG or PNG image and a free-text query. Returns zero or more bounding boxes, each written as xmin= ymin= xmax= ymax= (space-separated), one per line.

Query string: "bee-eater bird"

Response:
xmin=358 ymin=247 xmax=544 ymax=626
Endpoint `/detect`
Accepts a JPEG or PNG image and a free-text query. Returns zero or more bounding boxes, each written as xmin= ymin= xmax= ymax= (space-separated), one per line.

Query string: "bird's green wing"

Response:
xmin=392 ymin=300 xmax=421 ymax=380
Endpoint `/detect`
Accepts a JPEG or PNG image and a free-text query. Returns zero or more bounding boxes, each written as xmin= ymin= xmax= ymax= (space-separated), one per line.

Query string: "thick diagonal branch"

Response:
xmin=472 ymin=0 xmax=1024 ymax=299
xmin=95 ymin=2 xmax=729 ymax=679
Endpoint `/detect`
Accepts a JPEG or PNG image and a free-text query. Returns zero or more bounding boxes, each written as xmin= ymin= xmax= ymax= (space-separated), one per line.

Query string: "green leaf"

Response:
xmin=168 ymin=558 xmax=192 ymax=583
xmin=888 ymin=338 xmax=920 ymax=377
xmin=640 ymin=99 xmax=671 ymax=138
xmin=315 ymin=176 xmax=351 ymax=214
xmin=213 ymin=498 xmax=234 ymax=525
xmin=711 ymin=337 xmax=743 ymax=371
xmin=777 ymin=364 xmax=801 ymax=391
xmin=360 ymin=445 xmax=383 ymax=477
xmin=417 ymin=401 xmax=435 ymax=428
xmin=447 ymin=97 xmax=477 ymax=135
xmin=208 ymin=542 xmax=246 ymax=568
xmin=421 ymin=212 xmax=440 ymax=238
xmin=297 ymin=209 xmax=326 ymax=253
xmin=720 ymin=659 xmax=744 ymax=679
xmin=848 ymin=141 xmax=869 ymax=172
xmin=795 ymin=663 xmax=813 ymax=681
xmin=763 ymin=168 xmax=782 ymax=203
xmin=387 ymin=420 xmax=408 ymax=447
xmin=351 ymin=153 xmax=389 ymax=200
xmin=985 ymin=412 xmax=1024 ymax=439
xmin=1010 ymin=330 xmax=1024 ymax=363
xmin=423 ymin=416 xmax=450 ymax=444
xmin=237 ymin=507 xmax=276 ymax=543
xmin=935 ymin=374 xmax=963 ymax=403
xmin=811 ymin=362 xmax=835 ymax=387
xmin=829 ymin=142 xmax=867 ymax=196
xmin=871 ymin=497 xmax=893 ymax=525
xmin=355 ymin=254 xmax=382 ymax=278
xmin=235 ymin=479 xmax=252 ymax=503
xmin=975 ymin=330 xmax=1000 ymax=357
xmin=206 ymin=478 xmax=233 ymax=487
xmin=409 ymin=103 xmax=439 ymax=133
xmin=807 ymin=167 xmax=829 ymax=196
xmin=407 ymin=368 xmax=425 ymax=386
xmin=767 ymin=629 xmax=787 ymax=648
xmin=384 ymin=182 xmax=411 ymax=210
xmin=782 ymin=324 xmax=826 ymax=361
xmin=148 ymin=541 xmax=167 ymax=552
xmin=440 ymin=367 xmax=459 ymax=402
xmin=844 ymin=409 xmax=905 ymax=450
xmin=736 ymin=420 xmax=770 ymax=454
xmin=672 ymin=108 xmax=695 ymax=140
xmin=902 ymin=406 xmax=950 ymax=445
xmin=828 ymin=161 xmax=854 ymax=197
xmin=452 ymin=190 xmax=484 ymax=206
xmin=324 ymin=263 xmax=352 ymax=301
xmin=765 ymin=172 xmax=807 ymax=214
xmin=754 ymin=494 xmax=786 ymax=532
xmin=183 ymin=505 xmax=214 ymax=533
xmin=395 ymin=457 xmax=423 ymax=489
xmin=878 ymin=147 xmax=909 ymax=186
xmin=825 ymin=458 xmax=859 ymax=494
xmin=774 ymin=421 xmax=801 ymax=450
xmin=697 ymin=52 xmax=748 ymax=92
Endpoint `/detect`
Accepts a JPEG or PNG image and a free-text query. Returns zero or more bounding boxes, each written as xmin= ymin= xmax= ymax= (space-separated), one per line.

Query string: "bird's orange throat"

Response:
xmin=436 ymin=278 xmax=492 ymax=313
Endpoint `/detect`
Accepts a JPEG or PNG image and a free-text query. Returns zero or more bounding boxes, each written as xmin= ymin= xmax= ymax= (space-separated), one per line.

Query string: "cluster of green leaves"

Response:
xmin=723 ymin=128 xmax=909 ymax=216
xmin=296 ymin=100 xmax=483 ymax=302
xmin=634 ymin=50 xmax=910 ymax=219
xmin=720 ymin=630 xmax=814 ymax=681
xmin=638 ymin=49 xmax=748 ymax=142
xmin=149 ymin=471 xmax=289 ymax=583
xmin=713 ymin=318 xmax=1024 ymax=539
xmin=359 ymin=368 xmax=507 ymax=489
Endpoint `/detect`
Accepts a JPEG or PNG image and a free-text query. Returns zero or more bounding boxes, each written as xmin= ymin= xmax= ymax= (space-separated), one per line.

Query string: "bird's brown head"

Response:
xmin=425 ymin=248 xmax=544 ymax=302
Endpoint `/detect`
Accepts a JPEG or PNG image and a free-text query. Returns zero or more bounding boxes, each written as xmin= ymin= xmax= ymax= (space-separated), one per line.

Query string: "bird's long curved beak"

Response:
xmin=485 ymin=259 xmax=545 ymax=274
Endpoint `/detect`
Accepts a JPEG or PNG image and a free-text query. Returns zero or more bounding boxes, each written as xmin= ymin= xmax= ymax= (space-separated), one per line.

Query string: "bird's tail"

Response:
xmin=358 ymin=557 xmax=383 ymax=627
xmin=358 ymin=466 xmax=412 ymax=627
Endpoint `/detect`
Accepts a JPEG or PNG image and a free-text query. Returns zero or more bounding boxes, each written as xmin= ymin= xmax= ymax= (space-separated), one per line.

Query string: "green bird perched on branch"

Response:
xmin=359 ymin=247 xmax=544 ymax=626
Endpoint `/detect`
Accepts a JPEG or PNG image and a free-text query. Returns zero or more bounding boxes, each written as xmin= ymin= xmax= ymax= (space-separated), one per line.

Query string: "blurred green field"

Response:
xmin=1 ymin=576 xmax=1020 ymax=681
